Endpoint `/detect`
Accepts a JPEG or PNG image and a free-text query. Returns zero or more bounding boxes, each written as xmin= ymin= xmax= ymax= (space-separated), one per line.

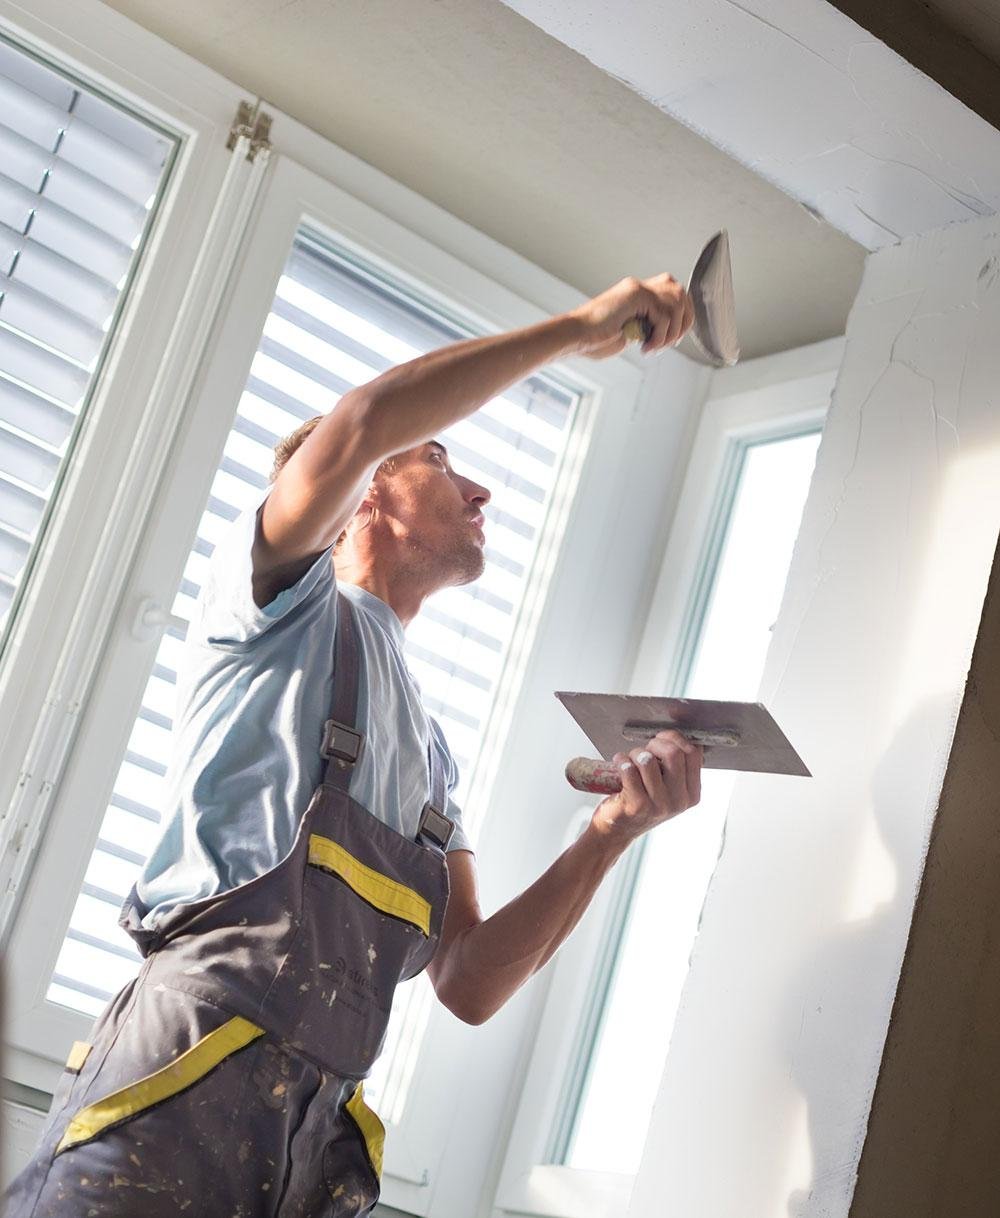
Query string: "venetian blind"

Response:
xmin=0 ymin=35 xmax=173 ymax=639
xmin=47 ymin=232 xmax=578 ymax=1117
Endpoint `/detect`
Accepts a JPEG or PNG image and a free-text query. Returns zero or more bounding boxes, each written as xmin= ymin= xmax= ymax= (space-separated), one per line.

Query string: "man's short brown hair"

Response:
xmin=270 ymin=415 xmax=323 ymax=483
xmin=270 ymin=415 xmax=402 ymax=481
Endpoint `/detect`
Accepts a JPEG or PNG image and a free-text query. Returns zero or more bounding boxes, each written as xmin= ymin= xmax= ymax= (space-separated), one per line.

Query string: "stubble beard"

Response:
xmin=408 ymin=522 xmax=485 ymax=590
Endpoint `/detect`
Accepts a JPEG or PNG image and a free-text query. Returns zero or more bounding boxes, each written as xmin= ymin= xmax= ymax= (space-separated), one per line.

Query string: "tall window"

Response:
xmin=0 ymin=34 xmax=175 ymax=647
xmin=557 ymin=429 xmax=821 ymax=1174
xmin=45 ymin=232 xmax=579 ymax=1117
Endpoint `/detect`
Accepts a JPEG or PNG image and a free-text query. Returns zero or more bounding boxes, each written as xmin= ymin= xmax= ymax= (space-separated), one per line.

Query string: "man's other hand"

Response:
xmin=590 ymin=729 xmax=703 ymax=844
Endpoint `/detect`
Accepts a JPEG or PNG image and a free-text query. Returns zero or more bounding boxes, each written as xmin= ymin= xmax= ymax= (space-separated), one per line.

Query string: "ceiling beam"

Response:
xmin=498 ymin=0 xmax=1000 ymax=249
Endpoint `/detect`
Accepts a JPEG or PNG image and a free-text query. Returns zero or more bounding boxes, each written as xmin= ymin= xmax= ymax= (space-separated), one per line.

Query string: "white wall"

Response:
xmin=628 ymin=210 xmax=1000 ymax=1218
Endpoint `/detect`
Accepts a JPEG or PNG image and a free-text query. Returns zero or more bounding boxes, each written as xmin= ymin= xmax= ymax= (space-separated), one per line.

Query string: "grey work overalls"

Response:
xmin=6 ymin=594 xmax=453 ymax=1217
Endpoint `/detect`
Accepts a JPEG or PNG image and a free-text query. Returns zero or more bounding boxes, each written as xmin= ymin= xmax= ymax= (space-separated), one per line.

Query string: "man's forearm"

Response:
xmin=355 ymin=313 xmax=583 ymax=462
xmin=442 ymin=822 xmax=630 ymax=1025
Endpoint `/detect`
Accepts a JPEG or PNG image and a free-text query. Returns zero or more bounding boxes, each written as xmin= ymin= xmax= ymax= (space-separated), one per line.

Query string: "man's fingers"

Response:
xmin=652 ymin=729 xmax=695 ymax=755
xmin=631 ymin=745 xmax=668 ymax=805
xmin=682 ymin=289 xmax=695 ymax=338
xmin=645 ymin=732 xmax=702 ymax=811
xmin=643 ymin=315 xmax=670 ymax=353
xmin=612 ymin=750 xmax=645 ymax=801
xmin=662 ymin=298 xmax=686 ymax=348
xmin=646 ymin=287 xmax=692 ymax=351
xmin=685 ymin=742 xmax=704 ymax=805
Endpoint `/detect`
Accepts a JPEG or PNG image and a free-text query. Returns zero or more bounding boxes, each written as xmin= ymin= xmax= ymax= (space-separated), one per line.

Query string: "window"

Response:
xmin=561 ymin=430 xmax=821 ymax=1174
xmin=45 ymin=231 xmax=580 ymax=1122
xmin=0 ymin=33 xmax=175 ymax=646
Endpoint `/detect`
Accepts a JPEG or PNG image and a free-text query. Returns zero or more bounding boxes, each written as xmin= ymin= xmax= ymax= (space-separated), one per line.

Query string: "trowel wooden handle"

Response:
xmin=566 ymin=757 xmax=624 ymax=794
xmin=622 ymin=317 xmax=652 ymax=344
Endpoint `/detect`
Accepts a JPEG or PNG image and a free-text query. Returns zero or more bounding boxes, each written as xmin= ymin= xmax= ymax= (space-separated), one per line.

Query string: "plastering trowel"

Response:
xmin=557 ymin=693 xmax=810 ymax=794
xmin=622 ymin=229 xmax=740 ymax=367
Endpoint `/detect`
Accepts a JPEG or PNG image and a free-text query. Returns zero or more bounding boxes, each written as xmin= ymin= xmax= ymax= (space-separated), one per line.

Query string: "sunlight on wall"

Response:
xmin=839 ymin=814 xmax=897 ymax=925
xmin=892 ymin=448 xmax=1000 ymax=725
xmin=780 ymin=1091 xmax=816 ymax=1216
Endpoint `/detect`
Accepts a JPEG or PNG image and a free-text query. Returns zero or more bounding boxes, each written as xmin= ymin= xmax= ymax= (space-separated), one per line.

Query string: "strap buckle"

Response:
xmin=320 ymin=719 xmax=363 ymax=766
xmin=417 ymin=802 xmax=455 ymax=851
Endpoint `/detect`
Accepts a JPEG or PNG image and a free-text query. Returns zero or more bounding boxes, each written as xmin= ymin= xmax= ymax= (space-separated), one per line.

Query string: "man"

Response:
xmin=7 ymin=272 xmax=703 ymax=1216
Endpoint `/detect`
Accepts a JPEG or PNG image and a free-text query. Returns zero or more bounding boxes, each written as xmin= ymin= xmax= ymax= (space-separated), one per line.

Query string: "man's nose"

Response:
xmin=464 ymin=478 xmax=490 ymax=506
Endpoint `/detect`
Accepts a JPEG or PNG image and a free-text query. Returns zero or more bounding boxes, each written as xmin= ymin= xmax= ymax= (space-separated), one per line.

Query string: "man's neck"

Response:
xmin=334 ymin=556 xmax=427 ymax=628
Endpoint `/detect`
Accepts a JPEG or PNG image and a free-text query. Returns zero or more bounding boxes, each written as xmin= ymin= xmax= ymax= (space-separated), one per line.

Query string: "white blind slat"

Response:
xmin=12 ymin=237 xmax=120 ymax=328
xmin=0 ymin=40 xmax=74 ymax=109
xmin=0 ymin=123 xmax=50 ymax=194
xmin=44 ymin=158 xmax=149 ymax=245
xmin=0 ymin=528 xmax=30 ymax=581
xmin=28 ymin=197 xmax=133 ymax=283
xmin=0 ymin=424 xmax=60 ymax=492
xmin=0 ymin=135 xmax=149 ymax=249
xmin=72 ymin=89 xmax=171 ymax=173
xmin=0 ymin=326 xmax=89 ymax=407
xmin=0 ymin=74 xmax=65 ymax=152
xmin=0 ymin=474 xmax=45 ymax=538
xmin=58 ymin=121 xmax=163 ymax=206
xmin=0 ymin=377 xmax=74 ymax=447
xmin=0 ymin=172 xmax=40 ymax=234
xmin=1 ymin=275 xmax=105 ymax=365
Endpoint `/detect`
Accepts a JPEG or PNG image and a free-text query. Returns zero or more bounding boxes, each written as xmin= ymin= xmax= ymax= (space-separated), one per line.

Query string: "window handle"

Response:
xmin=130 ymin=597 xmax=188 ymax=643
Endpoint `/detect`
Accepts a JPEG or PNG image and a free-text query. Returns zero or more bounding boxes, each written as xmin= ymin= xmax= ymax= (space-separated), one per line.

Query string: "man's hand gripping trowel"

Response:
xmin=623 ymin=229 xmax=740 ymax=366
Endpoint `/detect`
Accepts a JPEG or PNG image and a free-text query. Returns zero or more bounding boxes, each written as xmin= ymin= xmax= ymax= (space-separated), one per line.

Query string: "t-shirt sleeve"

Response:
xmin=194 ymin=488 xmax=336 ymax=648
xmin=429 ymin=716 xmax=474 ymax=854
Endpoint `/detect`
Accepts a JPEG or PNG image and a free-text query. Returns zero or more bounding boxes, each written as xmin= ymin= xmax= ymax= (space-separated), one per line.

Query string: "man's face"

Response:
xmin=374 ymin=441 xmax=490 ymax=587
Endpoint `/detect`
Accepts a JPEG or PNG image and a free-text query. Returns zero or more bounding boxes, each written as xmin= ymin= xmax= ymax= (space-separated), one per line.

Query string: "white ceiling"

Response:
xmin=100 ymin=0 xmax=866 ymax=359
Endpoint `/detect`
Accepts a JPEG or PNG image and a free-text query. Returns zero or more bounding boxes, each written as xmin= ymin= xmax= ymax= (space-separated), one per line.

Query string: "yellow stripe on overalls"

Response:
xmin=345 ymin=1083 xmax=385 ymax=1180
xmin=55 ymin=1015 xmax=265 ymax=1155
xmin=308 ymin=834 xmax=431 ymax=936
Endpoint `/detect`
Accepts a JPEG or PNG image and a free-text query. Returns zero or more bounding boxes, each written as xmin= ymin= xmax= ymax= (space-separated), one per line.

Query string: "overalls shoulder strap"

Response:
xmin=419 ymin=733 xmax=455 ymax=851
xmin=321 ymin=591 xmax=455 ymax=851
xmin=319 ymin=591 xmax=364 ymax=792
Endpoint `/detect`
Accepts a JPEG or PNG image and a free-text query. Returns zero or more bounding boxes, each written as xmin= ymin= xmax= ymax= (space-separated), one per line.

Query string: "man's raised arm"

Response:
xmin=253 ymin=274 xmax=693 ymax=600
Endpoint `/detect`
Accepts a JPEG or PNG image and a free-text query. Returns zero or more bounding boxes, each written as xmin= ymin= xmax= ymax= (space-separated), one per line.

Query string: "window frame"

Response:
xmin=493 ymin=337 xmax=844 ymax=1218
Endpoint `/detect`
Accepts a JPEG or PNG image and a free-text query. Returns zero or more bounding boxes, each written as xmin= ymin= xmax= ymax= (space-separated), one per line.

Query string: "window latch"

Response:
xmin=130 ymin=597 xmax=188 ymax=644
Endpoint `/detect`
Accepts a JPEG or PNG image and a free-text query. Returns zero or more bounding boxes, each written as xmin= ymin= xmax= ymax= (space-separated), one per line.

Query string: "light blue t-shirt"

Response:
xmin=136 ymin=490 xmax=471 ymax=928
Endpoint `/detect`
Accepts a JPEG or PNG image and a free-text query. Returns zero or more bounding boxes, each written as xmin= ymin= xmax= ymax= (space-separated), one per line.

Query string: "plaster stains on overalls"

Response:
xmin=6 ymin=594 xmax=452 ymax=1217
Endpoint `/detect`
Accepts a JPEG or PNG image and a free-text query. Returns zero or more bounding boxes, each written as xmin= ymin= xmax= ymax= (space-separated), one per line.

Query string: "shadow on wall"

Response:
xmin=781 ymin=700 xmax=946 ymax=1217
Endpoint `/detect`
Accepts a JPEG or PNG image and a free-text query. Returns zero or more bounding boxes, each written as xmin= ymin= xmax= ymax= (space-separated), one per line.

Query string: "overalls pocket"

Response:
xmin=307 ymin=833 xmax=432 ymax=937
xmin=298 ymin=833 xmax=433 ymax=1077
xmin=54 ymin=1015 xmax=264 ymax=1156
xmin=323 ymin=1083 xmax=384 ymax=1215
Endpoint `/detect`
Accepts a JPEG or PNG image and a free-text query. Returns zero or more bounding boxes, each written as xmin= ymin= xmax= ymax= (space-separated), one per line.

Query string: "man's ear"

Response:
xmin=352 ymin=484 xmax=378 ymax=532
xmin=361 ymin=482 xmax=379 ymax=515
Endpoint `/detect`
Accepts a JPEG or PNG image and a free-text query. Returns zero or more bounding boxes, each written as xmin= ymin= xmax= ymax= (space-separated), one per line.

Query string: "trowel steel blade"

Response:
xmin=678 ymin=229 xmax=740 ymax=368
xmin=556 ymin=692 xmax=810 ymax=777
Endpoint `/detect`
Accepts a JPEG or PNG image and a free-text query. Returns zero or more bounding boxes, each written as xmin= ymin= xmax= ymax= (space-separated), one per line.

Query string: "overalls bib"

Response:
xmin=5 ymin=594 xmax=452 ymax=1217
